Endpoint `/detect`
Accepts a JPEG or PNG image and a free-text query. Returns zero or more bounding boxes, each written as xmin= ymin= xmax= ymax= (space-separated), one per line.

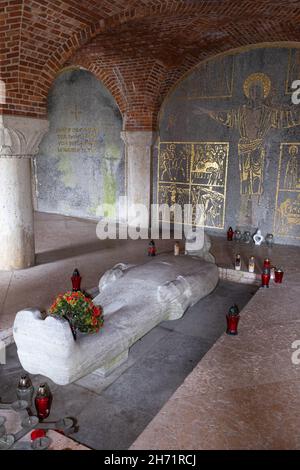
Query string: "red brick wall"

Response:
xmin=1 ymin=0 xmax=300 ymax=127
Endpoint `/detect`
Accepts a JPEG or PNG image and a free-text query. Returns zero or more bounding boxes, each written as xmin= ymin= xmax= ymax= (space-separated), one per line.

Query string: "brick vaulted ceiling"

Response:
xmin=1 ymin=0 xmax=300 ymax=130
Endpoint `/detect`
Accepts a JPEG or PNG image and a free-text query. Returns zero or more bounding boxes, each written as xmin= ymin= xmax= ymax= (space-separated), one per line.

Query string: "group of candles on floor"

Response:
xmin=16 ymin=377 xmax=52 ymax=422
xmin=226 ymin=226 xmax=284 ymax=288
xmin=147 ymin=235 xmax=284 ymax=289
xmin=234 ymin=254 xmax=284 ymax=287
xmin=226 ymin=254 xmax=284 ymax=336
xmin=0 ymin=377 xmax=53 ymax=448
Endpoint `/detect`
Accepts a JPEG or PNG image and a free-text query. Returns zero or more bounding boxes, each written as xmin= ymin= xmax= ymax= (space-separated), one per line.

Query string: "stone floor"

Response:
xmin=0 ymin=280 xmax=256 ymax=450
xmin=132 ymin=246 xmax=300 ymax=450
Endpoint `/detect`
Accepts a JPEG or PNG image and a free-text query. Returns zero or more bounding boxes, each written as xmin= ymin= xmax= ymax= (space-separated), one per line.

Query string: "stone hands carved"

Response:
xmin=98 ymin=262 xmax=136 ymax=291
xmin=13 ymin=246 xmax=218 ymax=385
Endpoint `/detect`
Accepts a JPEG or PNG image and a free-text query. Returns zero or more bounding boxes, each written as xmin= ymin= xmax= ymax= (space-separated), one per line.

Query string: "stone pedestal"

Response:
xmin=0 ymin=116 xmax=49 ymax=270
xmin=121 ymin=131 xmax=156 ymax=228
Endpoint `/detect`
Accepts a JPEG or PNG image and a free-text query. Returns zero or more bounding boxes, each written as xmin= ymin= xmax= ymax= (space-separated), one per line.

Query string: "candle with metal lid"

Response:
xmin=35 ymin=383 xmax=53 ymax=421
xmin=16 ymin=374 xmax=34 ymax=407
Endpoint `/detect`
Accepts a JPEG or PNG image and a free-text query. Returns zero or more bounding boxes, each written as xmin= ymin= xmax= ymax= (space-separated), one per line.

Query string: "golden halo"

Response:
xmin=289 ymin=145 xmax=298 ymax=155
xmin=243 ymin=72 xmax=271 ymax=99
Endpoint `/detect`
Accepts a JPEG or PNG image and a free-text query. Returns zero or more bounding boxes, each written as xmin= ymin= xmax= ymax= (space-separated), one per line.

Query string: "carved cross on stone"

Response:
xmin=70 ymin=105 xmax=82 ymax=121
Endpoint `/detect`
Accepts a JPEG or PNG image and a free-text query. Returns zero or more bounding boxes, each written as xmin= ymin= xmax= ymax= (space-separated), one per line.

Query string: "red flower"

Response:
xmin=92 ymin=306 xmax=100 ymax=317
xmin=49 ymin=290 xmax=103 ymax=334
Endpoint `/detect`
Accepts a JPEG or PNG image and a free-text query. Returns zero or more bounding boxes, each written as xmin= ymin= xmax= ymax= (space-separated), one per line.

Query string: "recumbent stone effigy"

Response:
xmin=13 ymin=235 xmax=219 ymax=385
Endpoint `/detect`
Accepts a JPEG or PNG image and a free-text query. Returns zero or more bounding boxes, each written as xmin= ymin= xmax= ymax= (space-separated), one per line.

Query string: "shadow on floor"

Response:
xmin=35 ymin=239 xmax=131 ymax=265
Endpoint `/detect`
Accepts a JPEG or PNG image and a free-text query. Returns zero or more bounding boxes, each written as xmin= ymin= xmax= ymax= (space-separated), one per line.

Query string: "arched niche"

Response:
xmin=35 ymin=67 xmax=125 ymax=220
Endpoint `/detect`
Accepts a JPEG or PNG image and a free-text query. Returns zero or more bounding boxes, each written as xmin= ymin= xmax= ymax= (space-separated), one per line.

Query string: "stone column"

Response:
xmin=121 ymin=131 xmax=156 ymax=228
xmin=0 ymin=115 xmax=49 ymax=270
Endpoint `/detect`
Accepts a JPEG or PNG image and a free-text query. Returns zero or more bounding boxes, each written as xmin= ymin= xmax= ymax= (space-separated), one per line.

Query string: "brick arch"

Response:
xmin=67 ymin=46 xmax=170 ymax=131
xmin=32 ymin=1 xmax=204 ymax=104
xmin=52 ymin=61 xmax=127 ymax=122
xmin=2 ymin=1 xmax=300 ymax=121
xmin=1 ymin=0 xmax=203 ymax=118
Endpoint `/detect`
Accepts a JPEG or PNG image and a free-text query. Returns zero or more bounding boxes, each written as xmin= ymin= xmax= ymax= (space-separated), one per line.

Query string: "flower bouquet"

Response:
xmin=48 ymin=291 xmax=104 ymax=340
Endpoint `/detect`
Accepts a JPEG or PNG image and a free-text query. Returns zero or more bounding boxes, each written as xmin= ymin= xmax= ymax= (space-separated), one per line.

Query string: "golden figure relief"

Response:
xmin=284 ymin=145 xmax=300 ymax=190
xmin=191 ymin=186 xmax=224 ymax=228
xmin=195 ymin=72 xmax=300 ymax=225
xmin=159 ymin=143 xmax=189 ymax=182
xmin=191 ymin=143 xmax=227 ymax=186
xmin=157 ymin=142 xmax=228 ymax=229
xmin=275 ymin=194 xmax=300 ymax=236
xmin=274 ymin=143 xmax=300 ymax=238
xmin=158 ymin=183 xmax=190 ymax=207
xmin=243 ymin=72 xmax=271 ymax=99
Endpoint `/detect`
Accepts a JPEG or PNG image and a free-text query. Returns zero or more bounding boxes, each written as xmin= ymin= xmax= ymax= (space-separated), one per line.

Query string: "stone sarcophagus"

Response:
xmin=13 ymin=253 xmax=219 ymax=385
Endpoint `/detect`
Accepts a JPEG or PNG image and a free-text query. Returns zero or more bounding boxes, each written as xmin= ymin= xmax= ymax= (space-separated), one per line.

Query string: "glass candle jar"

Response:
xmin=234 ymin=230 xmax=242 ymax=242
xmin=235 ymin=253 xmax=241 ymax=271
xmin=248 ymin=256 xmax=255 ymax=273
xmin=261 ymin=268 xmax=270 ymax=288
xmin=16 ymin=374 xmax=34 ymax=407
xmin=71 ymin=269 xmax=81 ymax=292
xmin=174 ymin=241 xmax=180 ymax=256
xmin=226 ymin=314 xmax=240 ymax=335
xmin=226 ymin=305 xmax=240 ymax=335
xmin=35 ymin=383 xmax=53 ymax=421
xmin=275 ymin=269 xmax=284 ymax=283
xmin=263 ymin=258 xmax=271 ymax=270
xmin=148 ymin=240 xmax=156 ymax=257
xmin=227 ymin=227 xmax=234 ymax=241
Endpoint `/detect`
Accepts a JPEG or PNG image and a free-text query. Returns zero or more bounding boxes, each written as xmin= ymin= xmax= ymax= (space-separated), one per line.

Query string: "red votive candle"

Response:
xmin=274 ymin=269 xmax=284 ymax=283
xmin=35 ymin=383 xmax=52 ymax=421
xmin=261 ymin=268 xmax=270 ymax=288
xmin=71 ymin=269 xmax=81 ymax=291
xmin=35 ymin=397 xmax=51 ymax=420
xmin=227 ymin=227 xmax=234 ymax=241
xmin=263 ymin=258 xmax=271 ymax=269
xmin=226 ymin=314 xmax=240 ymax=335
